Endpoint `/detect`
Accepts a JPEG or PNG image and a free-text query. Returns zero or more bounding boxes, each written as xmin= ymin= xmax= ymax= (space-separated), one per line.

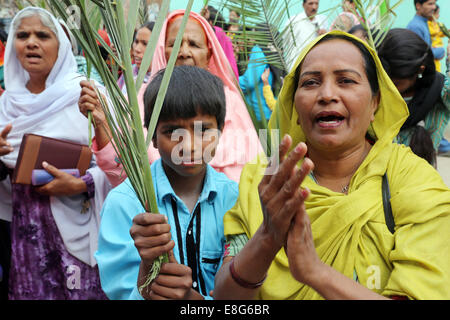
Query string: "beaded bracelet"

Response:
xmin=229 ymin=257 xmax=266 ymax=289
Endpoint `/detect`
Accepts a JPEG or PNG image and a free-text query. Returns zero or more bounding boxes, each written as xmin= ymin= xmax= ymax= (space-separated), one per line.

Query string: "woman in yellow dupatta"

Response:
xmin=213 ymin=31 xmax=450 ymax=300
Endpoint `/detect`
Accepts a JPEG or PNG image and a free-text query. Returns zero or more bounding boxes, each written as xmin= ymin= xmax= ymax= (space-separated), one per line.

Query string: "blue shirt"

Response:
xmin=239 ymin=45 xmax=273 ymax=122
xmin=407 ymin=14 xmax=445 ymax=60
xmin=95 ymin=159 xmax=239 ymax=300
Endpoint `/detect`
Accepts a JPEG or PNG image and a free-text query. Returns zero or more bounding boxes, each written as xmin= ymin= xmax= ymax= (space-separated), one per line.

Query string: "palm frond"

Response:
xmin=138 ymin=0 xmax=149 ymax=25
xmin=217 ymin=0 xmax=293 ymax=73
xmin=352 ymin=0 xmax=405 ymax=50
xmin=47 ymin=0 xmax=194 ymax=286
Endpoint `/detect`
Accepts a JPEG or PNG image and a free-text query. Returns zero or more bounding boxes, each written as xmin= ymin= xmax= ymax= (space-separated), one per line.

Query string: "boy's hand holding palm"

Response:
xmin=130 ymin=213 xmax=203 ymax=300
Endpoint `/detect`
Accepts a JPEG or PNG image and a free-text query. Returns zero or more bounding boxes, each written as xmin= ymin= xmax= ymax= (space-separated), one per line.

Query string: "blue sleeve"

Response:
xmin=94 ymin=184 xmax=145 ymax=300
xmin=407 ymin=21 xmax=426 ymax=42
xmin=239 ymin=70 xmax=249 ymax=93
xmin=431 ymin=47 xmax=445 ymax=60
xmin=239 ymin=46 xmax=267 ymax=93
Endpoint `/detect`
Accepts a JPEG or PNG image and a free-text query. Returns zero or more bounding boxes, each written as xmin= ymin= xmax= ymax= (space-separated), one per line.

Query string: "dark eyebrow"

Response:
xmin=197 ymin=121 xmax=215 ymax=127
xmin=333 ymin=69 xmax=363 ymax=79
xmin=299 ymin=71 xmax=321 ymax=79
xmin=299 ymin=69 xmax=362 ymax=79
xmin=159 ymin=124 xmax=182 ymax=131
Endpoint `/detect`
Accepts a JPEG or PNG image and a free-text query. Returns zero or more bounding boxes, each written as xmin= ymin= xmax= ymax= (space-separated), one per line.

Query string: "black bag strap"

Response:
xmin=171 ymin=198 xmax=185 ymax=265
xmin=171 ymin=197 xmax=206 ymax=296
xmin=382 ymin=173 xmax=395 ymax=234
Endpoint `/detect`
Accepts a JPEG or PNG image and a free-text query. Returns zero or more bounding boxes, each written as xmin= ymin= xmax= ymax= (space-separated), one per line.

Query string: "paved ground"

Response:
xmin=436 ymin=126 xmax=450 ymax=188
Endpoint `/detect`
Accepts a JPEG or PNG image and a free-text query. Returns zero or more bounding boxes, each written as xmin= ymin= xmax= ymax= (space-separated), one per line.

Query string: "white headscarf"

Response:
xmin=0 ymin=7 xmax=82 ymax=168
xmin=0 ymin=7 xmax=111 ymax=267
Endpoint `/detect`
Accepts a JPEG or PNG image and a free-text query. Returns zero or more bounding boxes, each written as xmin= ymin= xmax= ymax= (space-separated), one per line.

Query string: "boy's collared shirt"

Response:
xmin=95 ymin=159 xmax=239 ymax=300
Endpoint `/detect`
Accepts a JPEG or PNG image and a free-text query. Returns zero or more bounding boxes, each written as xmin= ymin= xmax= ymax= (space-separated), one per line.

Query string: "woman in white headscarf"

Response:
xmin=0 ymin=7 xmax=110 ymax=300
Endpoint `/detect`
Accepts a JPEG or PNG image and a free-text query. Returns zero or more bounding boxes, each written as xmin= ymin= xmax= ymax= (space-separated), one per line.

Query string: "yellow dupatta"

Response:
xmin=224 ymin=31 xmax=450 ymax=300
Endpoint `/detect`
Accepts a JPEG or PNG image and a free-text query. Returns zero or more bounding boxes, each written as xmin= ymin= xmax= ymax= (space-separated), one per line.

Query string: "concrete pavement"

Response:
xmin=436 ymin=125 xmax=450 ymax=188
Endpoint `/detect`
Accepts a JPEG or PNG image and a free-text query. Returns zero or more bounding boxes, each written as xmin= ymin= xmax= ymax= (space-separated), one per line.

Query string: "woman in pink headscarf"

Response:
xmin=79 ymin=10 xmax=262 ymax=185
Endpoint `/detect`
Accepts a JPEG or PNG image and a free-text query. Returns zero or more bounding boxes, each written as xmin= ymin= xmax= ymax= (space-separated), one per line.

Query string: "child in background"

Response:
xmin=428 ymin=5 xmax=445 ymax=72
xmin=95 ymin=65 xmax=239 ymax=300
xmin=261 ymin=68 xmax=277 ymax=111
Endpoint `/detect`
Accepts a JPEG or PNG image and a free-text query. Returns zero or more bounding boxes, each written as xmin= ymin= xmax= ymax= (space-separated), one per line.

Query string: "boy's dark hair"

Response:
xmin=144 ymin=65 xmax=226 ymax=133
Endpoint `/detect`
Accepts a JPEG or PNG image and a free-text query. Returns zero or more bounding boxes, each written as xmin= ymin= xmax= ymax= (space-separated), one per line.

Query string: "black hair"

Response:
xmin=133 ymin=21 xmax=155 ymax=43
xmin=99 ymin=46 xmax=109 ymax=62
xmin=414 ymin=0 xmax=431 ymax=5
xmin=378 ymin=28 xmax=436 ymax=165
xmin=377 ymin=28 xmax=438 ymax=166
xmin=348 ymin=24 xmax=367 ymax=37
xmin=294 ymin=34 xmax=379 ymax=97
xmin=143 ymin=65 xmax=226 ymax=134
xmin=377 ymin=28 xmax=435 ymax=88
xmin=0 ymin=22 xmax=8 ymax=43
xmin=410 ymin=126 xmax=437 ymax=166
xmin=141 ymin=21 xmax=155 ymax=32
xmin=207 ymin=6 xmax=228 ymax=31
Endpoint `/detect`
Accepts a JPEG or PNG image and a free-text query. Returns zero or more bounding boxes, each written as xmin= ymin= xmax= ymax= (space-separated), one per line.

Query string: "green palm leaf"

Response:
xmin=47 ymin=0 xmax=195 ymax=289
xmin=351 ymin=0 xmax=405 ymax=50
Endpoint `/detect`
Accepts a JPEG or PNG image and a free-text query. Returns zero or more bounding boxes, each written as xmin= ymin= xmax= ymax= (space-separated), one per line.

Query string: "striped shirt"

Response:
xmin=396 ymin=72 xmax=450 ymax=150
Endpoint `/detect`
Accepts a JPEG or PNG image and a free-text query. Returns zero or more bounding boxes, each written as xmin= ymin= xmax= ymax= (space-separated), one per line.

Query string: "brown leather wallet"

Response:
xmin=12 ymin=134 xmax=92 ymax=184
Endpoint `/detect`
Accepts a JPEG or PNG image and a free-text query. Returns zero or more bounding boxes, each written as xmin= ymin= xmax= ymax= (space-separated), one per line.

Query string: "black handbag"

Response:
xmin=382 ymin=173 xmax=395 ymax=234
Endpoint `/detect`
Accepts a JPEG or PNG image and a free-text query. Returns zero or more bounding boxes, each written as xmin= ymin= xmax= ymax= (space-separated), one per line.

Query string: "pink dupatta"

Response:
xmin=94 ymin=10 xmax=262 ymax=185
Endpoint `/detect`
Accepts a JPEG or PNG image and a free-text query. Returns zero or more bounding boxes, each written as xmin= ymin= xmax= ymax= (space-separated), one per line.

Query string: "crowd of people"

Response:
xmin=0 ymin=0 xmax=449 ymax=301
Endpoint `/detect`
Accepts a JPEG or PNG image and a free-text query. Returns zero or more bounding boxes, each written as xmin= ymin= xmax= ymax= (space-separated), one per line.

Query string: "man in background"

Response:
xmin=284 ymin=0 xmax=328 ymax=71
xmin=407 ymin=0 xmax=445 ymax=61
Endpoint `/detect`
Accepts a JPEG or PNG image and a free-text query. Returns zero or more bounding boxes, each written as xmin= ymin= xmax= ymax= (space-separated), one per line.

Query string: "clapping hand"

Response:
xmin=257 ymin=135 xmax=314 ymax=251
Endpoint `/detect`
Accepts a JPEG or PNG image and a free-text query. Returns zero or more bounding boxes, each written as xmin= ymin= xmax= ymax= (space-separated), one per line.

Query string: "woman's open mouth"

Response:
xmin=315 ymin=111 xmax=345 ymax=128
xmin=25 ymin=53 xmax=42 ymax=63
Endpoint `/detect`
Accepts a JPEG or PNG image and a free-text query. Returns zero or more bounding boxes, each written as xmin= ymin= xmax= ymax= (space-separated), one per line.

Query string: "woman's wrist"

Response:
xmin=298 ymin=260 xmax=329 ymax=289
xmin=257 ymin=224 xmax=284 ymax=257
xmin=72 ymin=176 xmax=88 ymax=195
xmin=230 ymin=227 xmax=280 ymax=284
xmin=81 ymin=171 xmax=95 ymax=199
xmin=95 ymin=121 xmax=112 ymax=150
